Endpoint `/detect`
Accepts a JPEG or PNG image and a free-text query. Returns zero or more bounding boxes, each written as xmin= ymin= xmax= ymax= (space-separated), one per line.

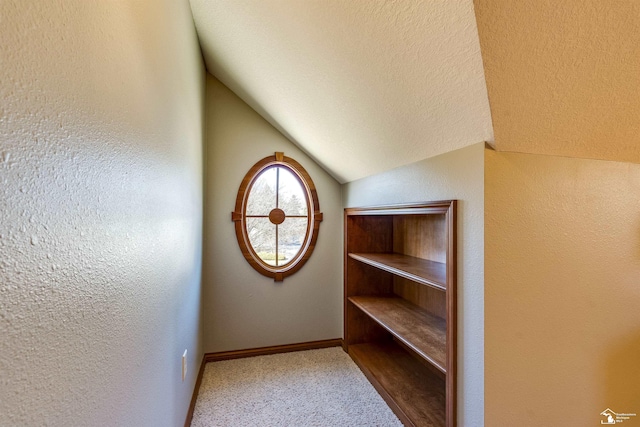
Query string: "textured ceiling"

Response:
xmin=190 ymin=0 xmax=494 ymax=183
xmin=475 ymin=0 xmax=640 ymax=164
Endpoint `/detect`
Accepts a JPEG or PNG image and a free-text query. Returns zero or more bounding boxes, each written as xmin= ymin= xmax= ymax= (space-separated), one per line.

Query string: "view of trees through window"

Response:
xmin=245 ymin=166 xmax=309 ymax=266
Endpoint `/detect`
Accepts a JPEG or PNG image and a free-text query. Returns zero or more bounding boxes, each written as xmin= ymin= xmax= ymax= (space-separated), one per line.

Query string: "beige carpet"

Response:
xmin=191 ymin=347 xmax=403 ymax=427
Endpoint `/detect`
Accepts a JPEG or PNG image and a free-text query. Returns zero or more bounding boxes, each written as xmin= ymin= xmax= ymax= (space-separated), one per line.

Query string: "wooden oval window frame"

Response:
xmin=232 ymin=152 xmax=323 ymax=281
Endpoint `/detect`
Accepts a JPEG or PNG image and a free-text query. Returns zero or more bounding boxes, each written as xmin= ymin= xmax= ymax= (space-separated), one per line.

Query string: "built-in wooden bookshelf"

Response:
xmin=344 ymin=201 xmax=456 ymax=427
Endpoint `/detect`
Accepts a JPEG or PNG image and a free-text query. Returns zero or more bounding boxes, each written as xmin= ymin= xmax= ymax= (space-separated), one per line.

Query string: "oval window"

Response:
xmin=232 ymin=152 xmax=323 ymax=281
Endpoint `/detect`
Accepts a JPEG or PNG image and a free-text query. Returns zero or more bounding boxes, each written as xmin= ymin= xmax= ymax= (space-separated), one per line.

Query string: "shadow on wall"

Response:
xmin=600 ymin=219 xmax=640 ymax=425
xmin=600 ymin=331 xmax=640 ymax=425
xmin=637 ymin=216 xmax=640 ymax=260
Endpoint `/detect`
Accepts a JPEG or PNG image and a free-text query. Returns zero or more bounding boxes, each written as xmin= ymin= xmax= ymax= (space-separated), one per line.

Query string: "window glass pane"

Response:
xmin=278 ymin=167 xmax=308 ymax=216
xmin=278 ymin=217 xmax=308 ymax=264
xmin=246 ymin=218 xmax=278 ymax=266
xmin=246 ymin=168 xmax=277 ymax=216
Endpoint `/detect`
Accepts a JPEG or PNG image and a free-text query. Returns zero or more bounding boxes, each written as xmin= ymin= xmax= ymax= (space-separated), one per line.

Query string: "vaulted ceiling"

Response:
xmin=190 ymin=0 xmax=493 ymax=182
xmin=190 ymin=0 xmax=640 ymax=183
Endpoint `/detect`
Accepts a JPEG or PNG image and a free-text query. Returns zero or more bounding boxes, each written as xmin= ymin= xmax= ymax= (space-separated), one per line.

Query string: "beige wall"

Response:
xmin=0 ymin=1 xmax=205 ymax=425
xmin=343 ymin=143 xmax=485 ymax=427
xmin=202 ymin=76 xmax=343 ymax=352
xmin=485 ymin=150 xmax=640 ymax=426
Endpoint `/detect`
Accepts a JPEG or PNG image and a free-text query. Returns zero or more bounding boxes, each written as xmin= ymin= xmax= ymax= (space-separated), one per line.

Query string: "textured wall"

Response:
xmin=475 ymin=0 xmax=640 ymax=164
xmin=485 ymin=150 xmax=640 ymax=426
xmin=190 ymin=0 xmax=493 ymax=182
xmin=343 ymin=143 xmax=485 ymax=427
xmin=202 ymin=76 xmax=343 ymax=353
xmin=0 ymin=1 xmax=205 ymax=426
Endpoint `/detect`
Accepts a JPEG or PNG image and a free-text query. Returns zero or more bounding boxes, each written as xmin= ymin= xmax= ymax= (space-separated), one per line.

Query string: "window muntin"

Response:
xmin=245 ymin=165 xmax=309 ymax=267
xmin=232 ymin=152 xmax=322 ymax=281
